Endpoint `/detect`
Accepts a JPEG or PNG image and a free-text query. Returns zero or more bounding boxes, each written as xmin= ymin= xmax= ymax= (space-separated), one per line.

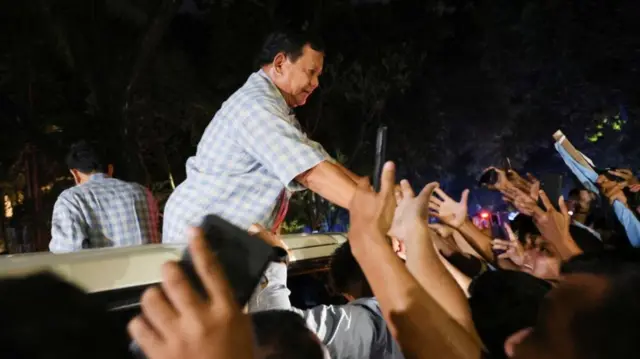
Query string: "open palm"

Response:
xmin=429 ymin=188 xmax=469 ymax=228
xmin=388 ymin=180 xmax=439 ymax=241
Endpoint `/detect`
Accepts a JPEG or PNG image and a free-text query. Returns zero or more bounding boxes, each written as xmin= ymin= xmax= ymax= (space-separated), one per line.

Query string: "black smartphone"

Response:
xmin=539 ymin=174 xmax=563 ymax=211
xmin=373 ymin=125 xmax=388 ymax=192
xmin=478 ymin=169 xmax=499 ymax=187
xmin=179 ymin=214 xmax=275 ymax=306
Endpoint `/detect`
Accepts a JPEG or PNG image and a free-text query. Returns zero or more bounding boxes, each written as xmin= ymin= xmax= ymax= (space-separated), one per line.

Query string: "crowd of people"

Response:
xmin=2 ymin=29 xmax=640 ymax=359
xmin=4 ymin=159 xmax=640 ymax=359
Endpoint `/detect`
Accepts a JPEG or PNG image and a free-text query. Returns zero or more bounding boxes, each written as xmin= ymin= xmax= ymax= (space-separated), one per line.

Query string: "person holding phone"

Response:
xmin=162 ymin=29 xmax=362 ymax=243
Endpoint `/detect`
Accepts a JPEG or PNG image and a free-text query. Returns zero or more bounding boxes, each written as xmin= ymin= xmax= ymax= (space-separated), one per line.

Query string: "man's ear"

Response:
xmin=273 ymin=52 xmax=287 ymax=74
xmin=504 ymin=327 xmax=533 ymax=358
xmin=70 ymin=169 xmax=81 ymax=185
xmin=106 ymin=164 xmax=114 ymax=177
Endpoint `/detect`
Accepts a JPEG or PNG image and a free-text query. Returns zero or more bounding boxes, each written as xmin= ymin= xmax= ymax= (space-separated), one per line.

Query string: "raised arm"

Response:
xmin=349 ymin=163 xmax=482 ymax=359
xmin=429 ymin=188 xmax=495 ymax=263
xmin=391 ymin=180 xmax=481 ymax=344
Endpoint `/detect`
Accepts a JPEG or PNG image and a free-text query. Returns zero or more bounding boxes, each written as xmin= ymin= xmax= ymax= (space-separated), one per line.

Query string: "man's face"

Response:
xmin=275 ymin=44 xmax=324 ymax=107
xmin=577 ymin=190 xmax=594 ymax=211
xmin=508 ymin=274 xmax=608 ymax=359
xmin=521 ymin=235 xmax=561 ymax=280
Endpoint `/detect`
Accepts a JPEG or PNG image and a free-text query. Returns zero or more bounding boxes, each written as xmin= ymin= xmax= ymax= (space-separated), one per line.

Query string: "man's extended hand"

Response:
xmin=429 ymin=188 xmax=469 ymax=229
xmin=388 ymin=180 xmax=439 ymax=241
xmin=128 ymin=228 xmax=254 ymax=359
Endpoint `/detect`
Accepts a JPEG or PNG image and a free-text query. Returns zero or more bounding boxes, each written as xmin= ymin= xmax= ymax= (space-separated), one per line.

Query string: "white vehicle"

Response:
xmin=0 ymin=232 xmax=347 ymax=318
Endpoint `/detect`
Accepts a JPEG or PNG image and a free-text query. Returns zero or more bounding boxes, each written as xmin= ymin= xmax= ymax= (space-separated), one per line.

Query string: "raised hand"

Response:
xmin=597 ymin=175 xmax=629 ymax=207
xmin=491 ymin=224 xmax=525 ymax=267
xmin=531 ymin=191 xmax=581 ymax=260
xmin=503 ymin=186 xmax=539 ymax=216
xmin=429 ymin=188 xmax=470 ymax=229
xmin=128 ymin=228 xmax=255 ymax=359
xmin=608 ymin=169 xmax=639 ymax=186
xmin=388 ymin=180 xmax=439 ymax=241
xmin=348 ymin=161 xmax=397 ymax=241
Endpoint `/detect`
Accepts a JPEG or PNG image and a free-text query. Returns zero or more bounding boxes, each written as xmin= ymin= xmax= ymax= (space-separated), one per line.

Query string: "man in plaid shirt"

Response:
xmin=49 ymin=142 xmax=159 ymax=253
xmin=163 ymin=30 xmax=362 ymax=242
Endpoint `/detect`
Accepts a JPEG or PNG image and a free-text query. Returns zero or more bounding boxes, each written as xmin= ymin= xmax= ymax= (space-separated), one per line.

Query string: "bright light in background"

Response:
xmin=4 ymin=195 xmax=12 ymax=218
xmin=508 ymin=212 xmax=519 ymax=221
xmin=568 ymin=211 xmax=574 ymax=216
xmin=480 ymin=211 xmax=490 ymax=219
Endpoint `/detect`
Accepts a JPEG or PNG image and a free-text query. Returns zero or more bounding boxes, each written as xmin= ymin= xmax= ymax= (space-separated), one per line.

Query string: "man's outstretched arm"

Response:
xmin=296 ymin=161 xmax=358 ymax=209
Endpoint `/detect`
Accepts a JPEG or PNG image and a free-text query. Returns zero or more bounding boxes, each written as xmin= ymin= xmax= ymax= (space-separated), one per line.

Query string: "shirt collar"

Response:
xmin=256 ymin=69 xmax=292 ymax=113
xmin=88 ymin=173 xmax=109 ymax=182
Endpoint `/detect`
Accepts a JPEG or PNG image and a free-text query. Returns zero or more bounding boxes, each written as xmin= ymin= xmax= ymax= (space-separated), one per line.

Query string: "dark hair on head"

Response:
xmin=255 ymin=29 xmax=325 ymax=67
xmin=511 ymin=214 xmax=604 ymax=254
xmin=251 ymin=310 xmax=324 ymax=359
xmin=65 ymin=140 xmax=108 ymax=174
xmin=561 ymin=247 xmax=640 ymax=275
xmin=568 ymin=188 xmax=583 ymax=201
xmin=328 ymin=241 xmax=372 ymax=298
xmin=468 ymin=270 xmax=552 ymax=359
xmin=0 ymin=272 xmax=133 ymax=359
xmin=568 ymin=224 xmax=604 ymax=254
xmin=571 ymin=265 xmax=640 ymax=359
xmin=509 ymin=214 xmax=541 ymax=244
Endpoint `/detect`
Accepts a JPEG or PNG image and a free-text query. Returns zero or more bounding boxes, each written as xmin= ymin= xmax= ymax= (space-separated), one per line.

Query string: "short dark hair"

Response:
xmin=251 ymin=310 xmax=324 ymax=359
xmin=0 ymin=272 xmax=132 ymax=359
xmin=256 ymin=30 xmax=325 ymax=67
xmin=468 ymin=270 xmax=552 ymax=359
xmin=328 ymin=241 xmax=372 ymax=298
xmin=511 ymin=214 xmax=604 ymax=254
xmin=509 ymin=214 xmax=541 ymax=244
xmin=568 ymin=188 xmax=584 ymax=201
xmin=65 ymin=140 xmax=108 ymax=174
xmin=561 ymin=248 xmax=640 ymax=275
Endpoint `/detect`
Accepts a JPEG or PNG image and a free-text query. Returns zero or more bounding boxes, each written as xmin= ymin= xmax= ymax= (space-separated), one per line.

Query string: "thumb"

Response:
xmin=460 ymin=189 xmax=470 ymax=206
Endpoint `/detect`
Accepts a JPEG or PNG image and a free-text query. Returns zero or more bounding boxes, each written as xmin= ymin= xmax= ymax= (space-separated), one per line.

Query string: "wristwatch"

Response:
xmin=272 ymin=246 xmax=290 ymax=265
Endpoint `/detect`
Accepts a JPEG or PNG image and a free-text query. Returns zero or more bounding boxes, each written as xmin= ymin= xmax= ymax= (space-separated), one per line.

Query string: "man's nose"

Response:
xmin=310 ymin=76 xmax=320 ymax=90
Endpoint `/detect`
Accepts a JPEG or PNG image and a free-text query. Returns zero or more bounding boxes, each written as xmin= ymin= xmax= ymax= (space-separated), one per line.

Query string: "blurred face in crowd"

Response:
xmin=520 ymin=234 xmax=561 ymax=280
xmin=269 ymin=44 xmax=324 ymax=107
xmin=567 ymin=190 xmax=595 ymax=214
xmin=506 ymin=274 xmax=608 ymax=359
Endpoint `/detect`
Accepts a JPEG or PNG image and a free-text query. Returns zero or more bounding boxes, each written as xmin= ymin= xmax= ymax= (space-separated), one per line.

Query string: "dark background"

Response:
xmin=1 ymin=0 xmax=639 ymax=249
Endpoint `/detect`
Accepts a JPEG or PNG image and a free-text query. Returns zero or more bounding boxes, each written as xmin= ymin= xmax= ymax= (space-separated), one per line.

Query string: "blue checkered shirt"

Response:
xmin=49 ymin=173 xmax=160 ymax=253
xmin=162 ymin=70 xmax=330 ymax=243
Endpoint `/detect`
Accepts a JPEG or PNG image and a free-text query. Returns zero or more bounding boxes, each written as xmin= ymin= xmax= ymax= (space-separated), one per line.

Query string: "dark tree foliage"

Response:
xmin=0 ymin=0 xmax=638 ymax=238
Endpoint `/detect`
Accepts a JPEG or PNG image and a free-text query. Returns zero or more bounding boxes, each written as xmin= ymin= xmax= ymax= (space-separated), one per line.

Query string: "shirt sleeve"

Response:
xmin=612 ymin=201 xmax=640 ymax=247
xmin=234 ymin=102 xmax=329 ymax=191
xmin=49 ymin=196 xmax=88 ymax=253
